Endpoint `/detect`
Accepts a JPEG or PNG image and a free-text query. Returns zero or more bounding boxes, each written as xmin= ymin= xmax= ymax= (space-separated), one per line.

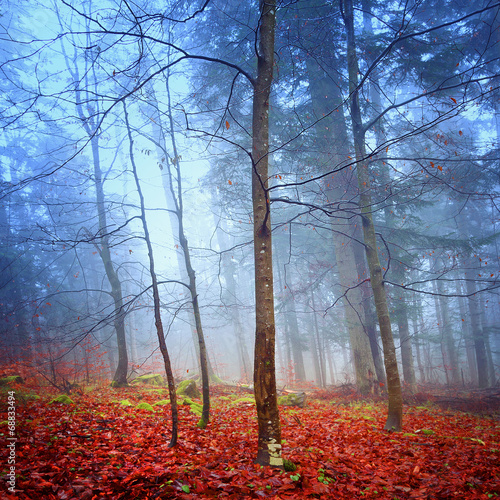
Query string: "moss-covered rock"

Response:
xmin=234 ymin=397 xmax=255 ymax=404
xmin=153 ymin=399 xmax=171 ymax=406
xmin=49 ymin=394 xmax=74 ymax=405
xmin=189 ymin=403 xmax=203 ymax=416
xmin=0 ymin=375 xmax=23 ymax=386
xmin=176 ymin=380 xmax=201 ymax=399
xmin=278 ymin=392 xmax=306 ymax=408
xmin=119 ymin=399 xmax=133 ymax=406
xmin=136 ymin=402 xmax=155 ymax=411
xmin=110 ymin=380 xmax=129 ymax=388
xmin=130 ymin=374 xmax=165 ymax=386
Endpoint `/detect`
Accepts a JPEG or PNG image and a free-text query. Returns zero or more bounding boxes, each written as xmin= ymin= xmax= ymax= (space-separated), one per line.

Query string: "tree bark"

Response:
xmin=252 ymin=0 xmax=282 ymax=467
xmin=90 ymin=138 xmax=129 ymax=387
xmin=124 ymin=102 xmax=178 ymax=447
xmin=164 ymin=75 xmax=210 ymax=427
xmin=342 ymin=0 xmax=403 ymax=431
xmin=465 ymin=277 xmax=489 ymax=387
xmin=305 ymin=54 xmax=378 ymax=393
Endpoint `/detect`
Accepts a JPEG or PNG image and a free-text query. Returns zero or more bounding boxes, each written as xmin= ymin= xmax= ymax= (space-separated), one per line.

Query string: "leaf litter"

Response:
xmin=1 ymin=385 xmax=499 ymax=499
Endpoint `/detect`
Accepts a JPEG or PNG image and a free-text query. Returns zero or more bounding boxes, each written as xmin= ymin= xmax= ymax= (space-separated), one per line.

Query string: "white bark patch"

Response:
xmin=267 ymin=438 xmax=283 ymax=466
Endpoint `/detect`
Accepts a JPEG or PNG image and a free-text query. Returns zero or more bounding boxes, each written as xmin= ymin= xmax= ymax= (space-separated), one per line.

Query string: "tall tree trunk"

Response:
xmin=436 ymin=276 xmax=460 ymax=384
xmin=144 ymin=75 xmax=214 ymax=380
xmin=412 ymin=296 xmax=425 ymax=383
xmin=212 ymin=196 xmax=252 ymax=382
xmin=59 ymin=17 xmax=129 ymax=387
xmin=396 ymin=292 xmax=416 ymax=393
xmin=342 ymin=0 xmax=403 ymax=431
xmin=311 ymin=291 xmax=327 ymax=388
xmin=285 ymin=292 xmax=306 ymax=382
xmin=479 ymin=294 xmax=496 ymax=386
xmin=252 ymin=0 xmax=282 ymax=467
xmin=124 ymin=102 xmax=178 ymax=447
xmin=455 ymin=279 xmax=478 ymax=385
xmin=305 ymin=54 xmax=378 ymax=393
xmin=90 ymin=138 xmax=129 ymax=387
xmin=465 ymin=277 xmax=489 ymax=387
xmin=432 ymin=280 xmax=449 ymax=385
xmin=164 ymin=74 xmax=210 ymax=427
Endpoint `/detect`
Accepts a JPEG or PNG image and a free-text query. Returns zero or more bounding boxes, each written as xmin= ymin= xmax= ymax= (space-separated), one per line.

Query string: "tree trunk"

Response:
xmin=342 ymin=0 xmax=403 ymax=431
xmin=436 ymin=275 xmax=460 ymax=384
xmin=145 ymin=76 xmax=215 ymax=380
xmin=62 ymin=26 xmax=129 ymax=387
xmin=252 ymin=0 xmax=282 ymax=467
xmin=124 ymin=102 xmax=178 ymax=447
xmin=305 ymin=53 xmax=378 ymax=393
xmin=285 ymin=293 xmax=306 ymax=382
xmin=311 ymin=291 xmax=327 ymax=388
xmin=212 ymin=196 xmax=252 ymax=382
xmin=164 ymin=75 xmax=210 ymax=427
xmin=396 ymin=293 xmax=416 ymax=393
xmin=455 ymin=279 xmax=478 ymax=385
xmin=465 ymin=277 xmax=489 ymax=387
xmin=90 ymin=138 xmax=129 ymax=387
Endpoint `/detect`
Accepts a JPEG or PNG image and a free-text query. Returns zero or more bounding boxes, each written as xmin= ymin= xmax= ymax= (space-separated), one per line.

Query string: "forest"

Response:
xmin=0 ymin=0 xmax=499 ymax=498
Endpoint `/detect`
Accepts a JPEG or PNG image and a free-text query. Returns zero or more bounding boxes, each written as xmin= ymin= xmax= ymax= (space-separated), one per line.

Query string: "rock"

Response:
xmin=233 ymin=397 xmax=255 ymax=405
xmin=130 ymin=374 xmax=165 ymax=386
xmin=49 ymin=394 xmax=74 ymax=405
xmin=278 ymin=392 xmax=307 ymax=408
xmin=136 ymin=402 xmax=154 ymax=411
xmin=176 ymin=380 xmax=201 ymax=399
xmin=153 ymin=399 xmax=171 ymax=406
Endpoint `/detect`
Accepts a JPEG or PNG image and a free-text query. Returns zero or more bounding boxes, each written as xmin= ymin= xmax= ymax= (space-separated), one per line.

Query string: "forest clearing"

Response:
xmin=1 ymin=378 xmax=499 ymax=499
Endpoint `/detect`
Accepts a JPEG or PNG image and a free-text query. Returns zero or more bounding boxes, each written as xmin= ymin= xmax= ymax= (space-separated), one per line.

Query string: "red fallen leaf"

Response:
xmin=311 ymin=481 xmax=330 ymax=494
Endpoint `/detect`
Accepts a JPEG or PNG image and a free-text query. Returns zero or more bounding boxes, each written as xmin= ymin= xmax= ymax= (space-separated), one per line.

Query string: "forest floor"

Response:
xmin=1 ymin=382 xmax=499 ymax=499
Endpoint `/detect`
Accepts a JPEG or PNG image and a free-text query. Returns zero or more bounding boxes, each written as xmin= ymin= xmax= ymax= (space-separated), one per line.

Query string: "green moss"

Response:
xmin=218 ymin=396 xmax=232 ymax=401
xmin=49 ymin=395 xmax=74 ymax=405
xmin=283 ymin=459 xmax=297 ymax=472
xmin=197 ymin=415 xmax=208 ymax=428
xmin=176 ymin=380 xmax=192 ymax=393
xmin=277 ymin=393 xmax=306 ymax=407
xmin=136 ymin=402 xmax=154 ymax=411
xmin=110 ymin=380 xmax=129 ymax=388
xmin=0 ymin=375 xmax=23 ymax=386
xmin=209 ymin=373 xmax=225 ymax=385
xmin=190 ymin=403 xmax=203 ymax=416
xmin=176 ymin=380 xmax=201 ymax=398
xmin=130 ymin=374 xmax=165 ymax=386
xmin=361 ymin=415 xmax=375 ymax=421
xmin=233 ymin=397 xmax=255 ymax=404
xmin=119 ymin=399 xmax=133 ymax=406
xmin=421 ymin=429 xmax=435 ymax=435
xmin=153 ymin=399 xmax=171 ymax=406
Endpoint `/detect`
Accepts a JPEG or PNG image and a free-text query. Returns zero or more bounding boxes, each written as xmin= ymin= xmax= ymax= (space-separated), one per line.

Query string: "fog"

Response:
xmin=1 ymin=0 xmax=499 ymax=399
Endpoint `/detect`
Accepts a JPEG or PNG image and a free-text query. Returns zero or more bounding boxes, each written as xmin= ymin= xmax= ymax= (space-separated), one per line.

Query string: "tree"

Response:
xmin=124 ymin=101 xmax=178 ymax=447
xmin=251 ymin=0 xmax=282 ymax=467
xmin=342 ymin=0 xmax=403 ymax=430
